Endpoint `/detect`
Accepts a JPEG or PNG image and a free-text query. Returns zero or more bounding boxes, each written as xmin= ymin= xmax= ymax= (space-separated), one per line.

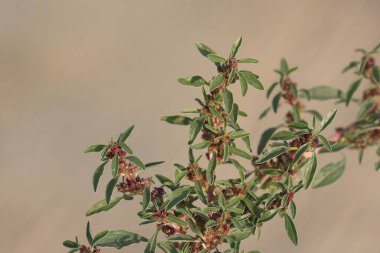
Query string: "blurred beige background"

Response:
xmin=1 ymin=0 xmax=380 ymax=252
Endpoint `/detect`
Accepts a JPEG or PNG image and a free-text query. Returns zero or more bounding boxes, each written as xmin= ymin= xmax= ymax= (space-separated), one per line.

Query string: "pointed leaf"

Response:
xmin=312 ymin=159 xmax=345 ymax=188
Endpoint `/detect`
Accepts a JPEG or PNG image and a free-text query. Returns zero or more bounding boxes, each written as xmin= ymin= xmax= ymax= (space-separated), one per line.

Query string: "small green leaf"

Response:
xmin=374 ymin=66 xmax=380 ymax=83
xmin=189 ymin=117 xmax=205 ymax=144
xmin=293 ymin=142 xmax=310 ymax=164
xmin=303 ymin=150 xmax=317 ymax=189
xmin=142 ymin=188 xmax=150 ymax=211
xmin=209 ymin=73 xmax=225 ymax=91
xmin=207 ymin=54 xmax=226 ymax=63
xmin=161 ymin=116 xmax=192 ymax=125
xmin=256 ymin=146 xmax=288 ymax=164
xmin=346 ymin=79 xmax=361 ymax=106
xmin=237 ymin=71 xmax=248 ymax=96
xmin=86 ymin=196 xmax=124 ymax=216
xmin=271 ymin=131 xmax=296 ymax=140
xmin=191 ymin=141 xmax=212 ymax=150
xmin=144 ymin=230 xmax=159 ymax=253
xmin=209 ymin=105 xmax=224 ymax=121
xmin=257 ymin=127 xmax=277 ymax=154
xmin=306 ymin=86 xmax=343 ymax=100
xmin=173 ymin=170 xmax=188 ymax=186
xmin=111 ymin=155 xmax=119 ymax=177
xmin=230 ymin=36 xmax=242 ymax=58
xmin=284 ymin=213 xmax=298 ymax=245
xmin=288 ymin=121 xmax=309 ymax=130
xmin=178 ymin=76 xmax=207 ymax=87
xmin=319 ymin=109 xmax=337 ymax=132
xmin=158 ymin=241 xmax=180 ymax=253
xmin=312 ymin=159 xmax=345 ymax=188
xmin=85 ymin=144 xmax=106 ymax=153
xmin=165 ymin=187 xmax=192 ymax=211
xmin=63 ymin=240 xmax=79 ymax=248
xmin=93 ymin=230 xmax=109 ymax=245
xmin=230 ymin=146 xmax=252 ymax=160
xmin=93 ymin=161 xmax=108 ymax=192
xmin=280 ymin=58 xmax=289 ymax=74
xmin=357 ymin=99 xmax=374 ymax=119
xmin=145 ymin=161 xmax=165 ymax=168
xmin=168 ymin=234 xmax=196 ymax=242
xmin=229 ymin=130 xmax=250 ymax=139
xmin=272 ymin=92 xmax=282 ymax=113
xmin=86 ymin=222 xmax=93 ymax=245
xmin=267 ymin=82 xmax=278 ymax=98
xmin=223 ymin=89 xmax=234 ymax=113
xmin=290 ymin=201 xmax=296 ymax=219
xmin=96 ymin=230 xmax=147 ymax=249
xmin=195 ymin=181 xmax=207 ymax=204
xmin=239 ymin=70 xmax=264 ymax=90
xmin=167 ymin=215 xmax=188 ymax=227
xmin=206 ymin=153 xmax=217 ymax=184
xmin=230 ymin=103 xmax=239 ymax=125
xmin=127 ymin=156 xmax=145 ymax=170
xmin=318 ymin=135 xmax=332 ymax=151
xmin=106 ymin=177 xmax=119 ymax=204
xmin=342 ymin=61 xmax=358 ymax=73
xmin=118 ymin=125 xmax=135 ymax=143
xmin=195 ymin=42 xmax=216 ymax=57
xmin=238 ymin=58 xmax=258 ymax=63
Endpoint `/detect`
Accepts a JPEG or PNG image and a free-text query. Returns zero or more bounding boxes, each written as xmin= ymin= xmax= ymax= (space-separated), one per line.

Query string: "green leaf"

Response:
xmin=231 ymin=159 xmax=246 ymax=182
xmin=374 ymin=66 xmax=380 ymax=83
xmin=173 ymin=170 xmax=188 ymax=186
xmin=239 ymin=70 xmax=264 ymax=90
xmin=229 ymin=130 xmax=250 ymax=139
xmin=257 ymin=127 xmax=277 ymax=154
xmin=144 ymin=230 xmax=159 ymax=253
xmin=293 ymin=142 xmax=310 ymax=164
xmin=191 ymin=141 xmax=212 ymax=150
xmin=178 ymin=76 xmax=207 ymax=87
xmin=280 ymin=58 xmax=289 ymax=74
xmin=238 ymin=58 xmax=258 ymax=63
xmin=161 ymin=115 xmax=192 ymax=125
xmin=158 ymin=241 xmax=180 ymax=253
xmin=194 ymin=180 xmax=207 ymax=204
xmin=106 ymin=177 xmax=119 ymax=204
xmin=319 ymin=109 xmax=337 ymax=132
xmin=272 ymin=92 xmax=282 ymax=113
xmin=168 ymin=234 xmax=196 ymax=242
xmin=357 ymin=99 xmax=374 ymax=119
xmin=230 ymin=146 xmax=252 ymax=160
xmin=266 ymin=82 xmax=278 ymax=98
xmin=86 ymin=222 xmax=93 ymax=245
xmin=167 ymin=215 xmax=188 ymax=227
xmin=63 ymin=240 xmax=79 ymax=248
xmin=346 ymin=79 xmax=361 ymax=106
xmin=230 ymin=36 xmax=242 ymax=58
xmin=95 ymin=230 xmax=147 ymax=249
xmin=271 ymin=131 xmax=296 ymax=140
xmin=230 ymin=103 xmax=239 ymax=125
xmin=195 ymin=42 xmax=216 ymax=57
xmin=303 ymin=150 xmax=317 ymax=189
xmin=284 ymin=213 xmax=298 ymax=245
xmin=86 ymin=196 xmax=123 ymax=216
xmin=257 ymin=146 xmax=287 ymax=164
xmin=207 ymin=54 xmax=226 ymax=63
xmin=306 ymin=86 xmax=343 ymax=100
xmin=127 ymin=156 xmax=145 ymax=170
xmin=209 ymin=73 xmax=225 ymax=91
xmin=188 ymin=117 xmax=205 ymax=144
xmin=93 ymin=230 xmax=109 ymax=245
xmin=290 ymin=201 xmax=296 ymax=219
xmin=93 ymin=161 xmax=108 ymax=192
xmin=206 ymin=153 xmax=217 ymax=184
xmin=223 ymin=89 xmax=234 ymax=113
xmin=312 ymin=159 xmax=345 ymax=188
xmin=318 ymin=135 xmax=332 ymax=151
xmin=145 ymin=161 xmax=165 ymax=168
xmin=165 ymin=187 xmax=192 ymax=211
xmin=209 ymin=105 xmax=224 ymax=121
xmin=85 ymin=144 xmax=106 ymax=153
xmin=111 ymin=155 xmax=119 ymax=177
xmin=120 ymin=142 xmax=133 ymax=154
xmin=342 ymin=61 xmax=358 ymax=73
xmin=118 ymin=125 xmax=135 ymax=143
xmin=237 ymin=71 xmax=248 ymax=96
xmin=142 ymin=188 xmax=150 ymax=211
xmin=288 ymin=121 xmax=309 ymax=130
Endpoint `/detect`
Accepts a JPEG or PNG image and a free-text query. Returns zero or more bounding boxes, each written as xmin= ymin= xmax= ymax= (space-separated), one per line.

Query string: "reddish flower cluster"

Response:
xmin=79 ymin=245 xmax=100 ymax=253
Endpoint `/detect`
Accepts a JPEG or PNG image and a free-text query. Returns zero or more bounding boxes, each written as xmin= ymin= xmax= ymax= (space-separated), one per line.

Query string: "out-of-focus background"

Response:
xmin=1 ymin=0 xmax=379 ymax=252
